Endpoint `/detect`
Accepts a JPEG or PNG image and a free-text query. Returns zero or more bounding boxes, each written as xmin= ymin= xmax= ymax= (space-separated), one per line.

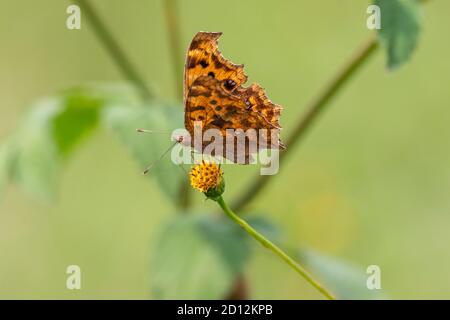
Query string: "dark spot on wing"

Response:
xmin=210 ymin=99 xmax=217 ymax=105
xmin=210 ymin=115 xmax=231 ymax=128
xmin=188 ymin=58 xmax=197 ymax=69
xmin=226 ymin=105 xmax=236 ymax=112
xmin=224 ymin=79 xmax=236 ymax=91
xmin=210 ymin=54 xmax=223 ymax=70
xmin=189 ymin=87 xmax=211 ymax=97
xmin=190 ymin=106 xmax=205 ymax=111
xmin=190 ymin=40 xmax=200 ymax=50
xmin=224 ymin=105 xmax=238 ymax=118
xmin=241 ymin=119 xmax=251 ymax=127
xmin=208 ymin=71 xmax=215 ymax=78
xmin=245 ymin=99 xmax=252 ymax=110
xmin=215 ymin=89 xmax=229 ymax=99
xmin=200 ymin=60 xmax=209 ymax=68
xmin=215 ymin=106 xmax=222 ymax=111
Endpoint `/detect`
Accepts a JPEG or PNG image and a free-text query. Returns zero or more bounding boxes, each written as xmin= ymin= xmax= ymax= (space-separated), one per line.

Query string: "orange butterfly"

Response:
xmin=140 ymin=32 xmax=284 ymax=172
xmin=183 ymin=31 xmax=284 ymax=163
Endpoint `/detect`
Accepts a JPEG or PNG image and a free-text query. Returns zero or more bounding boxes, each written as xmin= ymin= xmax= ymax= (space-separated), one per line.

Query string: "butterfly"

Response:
xmin=140 ymin=32 xmax=284 ymax=172
xmin=182 ymin=31 xmax=284 ymax=164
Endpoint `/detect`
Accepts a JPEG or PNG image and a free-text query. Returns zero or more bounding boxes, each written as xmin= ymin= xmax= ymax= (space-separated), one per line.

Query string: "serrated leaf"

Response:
xmin=375 ymin=0 xmax=421 ymax=70
xmin=150 ymin=214 xmax=251 ymax=299
xmin=298 ymin=248 xmax=386 ymax=299
xmin=103 ymin=103 xmax=184 ymax=200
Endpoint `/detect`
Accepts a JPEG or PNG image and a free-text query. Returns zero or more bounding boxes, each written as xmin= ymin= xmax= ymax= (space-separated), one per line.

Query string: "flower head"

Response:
xmin=190 ymin=160 xmax=225 ymax=200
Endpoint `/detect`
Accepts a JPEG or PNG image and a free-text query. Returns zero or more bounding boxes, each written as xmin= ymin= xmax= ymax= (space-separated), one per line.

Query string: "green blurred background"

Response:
xmin=1 ymin=0 xmax=449 ymax=299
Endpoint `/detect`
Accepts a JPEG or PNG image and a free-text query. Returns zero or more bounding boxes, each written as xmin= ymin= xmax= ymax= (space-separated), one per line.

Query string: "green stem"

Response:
xmin=232 ymin=36 xmax=378 ymax=212
xmin=74 ymin=0 xmax=152 ymax=101
xmin=216 ymin=196 xmax=336 ymax=300
xmin=231 ymin=0 xmax=433 ymax=213
xmin=163 ymin=0 xmax=184 ymax=101
xmin=161 ymin=0 xmax=191 ymax=209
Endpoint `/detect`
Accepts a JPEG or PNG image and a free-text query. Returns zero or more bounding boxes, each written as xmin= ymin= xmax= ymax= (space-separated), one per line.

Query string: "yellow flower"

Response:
xmin=190 ymin=160 xmax=224 ymax=199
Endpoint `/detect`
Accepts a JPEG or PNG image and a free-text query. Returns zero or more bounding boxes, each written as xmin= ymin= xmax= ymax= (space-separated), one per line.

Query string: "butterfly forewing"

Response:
xmin=183 ymin=32 xmax=284 ymax=163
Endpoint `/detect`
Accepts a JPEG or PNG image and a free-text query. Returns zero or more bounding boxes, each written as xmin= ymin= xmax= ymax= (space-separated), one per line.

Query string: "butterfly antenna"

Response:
xmin=136 ymin=128 xmax=171 ymax=134
xmin=142 ymin=140 xmax=179 ymax=175
xmin=177 ymin=163 xmax=188 ymax=175
xmin=190 ymin=148 xmax=206 ymax=164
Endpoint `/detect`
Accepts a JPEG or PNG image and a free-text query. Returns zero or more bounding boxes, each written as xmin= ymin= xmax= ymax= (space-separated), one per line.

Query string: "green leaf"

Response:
xmin=103 ymin=103 xmax=184 ymax=200
xmin=2 ymin=83 xmax=139 ymax=201
xmin=150 ymin=214 xmax=251 ymax=299
xmin=375 ymin=0 xmax=421 ymax=70
xmin=12 ymin=99 xmax=62 ymax=200
xmin=53 ymin=84 xmax=140 ymax=157
xmin=298 ymin=248 xmax=386 ymax=299
xmin=52 ymin=89 xmax=100 ymax=156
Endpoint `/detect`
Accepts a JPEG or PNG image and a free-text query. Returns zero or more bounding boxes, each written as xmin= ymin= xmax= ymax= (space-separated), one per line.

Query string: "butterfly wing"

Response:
xmin=185 ymin=76 xmax=283 ymax=162
xmin=186 ymin=76 xmax=280 ymax=132
xmin=184 ymin=32 xmax=284 ymax=163
xmin=184 ymin=32 xmax=247 ymax=106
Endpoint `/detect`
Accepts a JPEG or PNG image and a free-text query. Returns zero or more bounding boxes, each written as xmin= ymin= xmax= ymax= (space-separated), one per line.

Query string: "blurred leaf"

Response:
xmin=298 ymin=248 xmax=386 ymax=299
xmin=103 ymin=103 xmax=184 ymax=200
xmin=246 ymin=215 xmax=282 ymax=243
xmin=0 ymin=139 xmax=16 ymax=199
xmin=52 ymin=89 xmax=100 ymax=156
xmin=0 ymin=149 xmax=7 ymax=198
xmin=375 ymin=0 xmax=421 ymax=70
xmin=151 ymin=214 xmax=251 ymax=299
xmin=53 ymin=84 xmax=140 ymax=157
xmin=11 ymin=99 xmax=61 ymax=200
xmin=1 ymin=83 xmax=139 ymax=201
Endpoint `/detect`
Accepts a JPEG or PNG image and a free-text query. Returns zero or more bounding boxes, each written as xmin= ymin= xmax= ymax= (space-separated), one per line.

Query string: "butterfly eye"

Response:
xmin=245 ymin=99 xmax=252 ymax=110
xmin=224 ymin=79 xmax=236 ymax=90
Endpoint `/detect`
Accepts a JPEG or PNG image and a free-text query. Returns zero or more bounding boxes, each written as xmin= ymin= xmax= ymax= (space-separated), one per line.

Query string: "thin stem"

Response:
xmin=232 ymin=36 xmax=379 ymax=212
xmin=216 ymin=196 xmax=336 ymax=300
xmin=283 ymin=37 xmax=379 ymax=153
xmin=225 ymin=274 xmax=248 ymax=300
xmin=74 ymin=0 xmax=152 ymax=101
xmin=162 ymin=0 xmax=191 ymax=209
xmin=178 ymin=179 xmax=191 ymax=209
xmin=163 ymin=0 xmax=184 ymax=100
